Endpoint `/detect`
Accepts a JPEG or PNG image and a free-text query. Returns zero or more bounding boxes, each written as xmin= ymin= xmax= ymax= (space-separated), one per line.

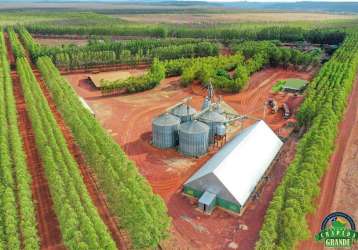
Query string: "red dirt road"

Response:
xmin=299 ymin=76 xmax=358 ymax=250
xmin=66 ymin=67 xmax=315 ymax=249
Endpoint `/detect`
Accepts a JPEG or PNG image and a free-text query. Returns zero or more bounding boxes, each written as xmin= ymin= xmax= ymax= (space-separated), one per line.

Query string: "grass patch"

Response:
xmin=272 ymin=79 xmax=286 ymax=92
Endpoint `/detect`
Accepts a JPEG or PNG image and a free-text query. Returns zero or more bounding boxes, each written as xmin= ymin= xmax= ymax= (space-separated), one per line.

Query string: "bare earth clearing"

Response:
xmin=35 ymin=37 xmax=88 ymax=47
xmin=65 ymin=67 xmax=314 ymax=249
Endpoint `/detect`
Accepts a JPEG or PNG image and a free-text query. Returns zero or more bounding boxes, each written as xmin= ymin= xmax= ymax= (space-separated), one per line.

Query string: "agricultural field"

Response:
xmin=0 ymin=2 xmax=358 ymax=250
xmin=118 ymin=12 xmax=357 ymax=24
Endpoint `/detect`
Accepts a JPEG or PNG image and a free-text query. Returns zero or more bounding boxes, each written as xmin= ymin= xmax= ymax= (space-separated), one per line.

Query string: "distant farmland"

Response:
xmin=117 ymin=12 xmax=358 ymax=24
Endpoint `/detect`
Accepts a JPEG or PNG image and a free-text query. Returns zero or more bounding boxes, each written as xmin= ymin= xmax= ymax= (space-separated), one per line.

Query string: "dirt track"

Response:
xmin=299 ymin=76 xmax=358 ymax=250
xmin=66 ymin=67 xmax=315 ymax=249
xmin=5 ymin=34 xmax=65 ymax=250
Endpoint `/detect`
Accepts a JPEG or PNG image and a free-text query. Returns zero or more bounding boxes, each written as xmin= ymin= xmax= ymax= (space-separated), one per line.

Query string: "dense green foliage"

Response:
xmin=101 ymin=58 xmax=165 ymax=94
xmin=256 ymin=33 xmax=358 ymax=250
xmin=16 ymin=56 xmax=117 ymax=250
xmin=26 ymin=19 xmax=346 ymax=44
xmin=37 ymin=56 xmax=171 ymax=249
xmin=162 ymin=43 xmax=319 ymax=93
xmin=176 ymin=54 xmax=251 ymax=91
xmin=232 ymin=40 xmax=322 ymax=69
xmin=0 ymin=31 xmax=39 ymax=250
xmin=7 ymin=27 xmax=26 ymax=58
xmin=18 ymin=27 xmax=218 ymax=69
xmin=272 ymin=80 xmax=286 ymax=93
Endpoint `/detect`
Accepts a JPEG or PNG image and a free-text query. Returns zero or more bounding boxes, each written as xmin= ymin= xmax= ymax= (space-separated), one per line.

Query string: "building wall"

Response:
xmin=185 ymin=173 xmax=239 ymax=205
xmin=183 ymin=186 xmax=241 ymax=213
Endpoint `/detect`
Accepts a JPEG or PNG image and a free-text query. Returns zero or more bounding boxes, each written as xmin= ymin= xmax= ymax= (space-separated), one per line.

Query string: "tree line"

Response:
xmin=232 ymin=40 xmax=322 ymax=70
xmin=36 ymin=56 xmax=171 ymax=249
xmin=161 ymin=42 xmax=320 ymax=93
xmin=256 ymin=32 xmax=358 ymax=250
xmin=11 ymin=31 xmax=117 ymax=249
xmin=26 ymin=22 xmax=346 ymax=44
xmin=99 ymin=42 xmax=322 ymax=95
xmin=0 ymin=31 xmax=39 ymax=250
xmin=18 ymin=27 xmax=218 ymax=69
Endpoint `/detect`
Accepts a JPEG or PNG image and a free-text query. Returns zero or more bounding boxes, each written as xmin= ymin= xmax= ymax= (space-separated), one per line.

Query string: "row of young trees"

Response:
xmin=26 ymin=22 xmax=346 ymax=44
xmin=7 ymin=27 xmax=26 ymax=59
xmin=17 ymin=56 xmax=118 ymax=250
xmin=36 ymin=56 xmax=171 ymax=249
xmin=10 ymin=31 xmax=118 ymax=249
xmin=101 ymin=58 xmax=165 ymax=94
xmin=0 ymin=31 xmax=39 ymax=250
xmin=256 ymin=33 xmax=358 ymax=250
xmin=17 ymin=27 xmax=218 ymax=69
xmin=232 ymin=40 xmax=322 ymax=69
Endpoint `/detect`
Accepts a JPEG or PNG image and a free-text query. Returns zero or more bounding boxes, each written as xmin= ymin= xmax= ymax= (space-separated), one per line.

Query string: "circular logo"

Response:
xmin=321 ymin=212 xmax=356 ymax=231
xmin=315 ymin=211 xmax=358 ymax=248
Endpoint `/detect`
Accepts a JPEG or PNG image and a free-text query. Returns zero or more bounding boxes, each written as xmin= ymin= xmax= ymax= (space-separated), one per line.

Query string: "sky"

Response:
xmin=203 ymin=0 xmax=358 ymax=2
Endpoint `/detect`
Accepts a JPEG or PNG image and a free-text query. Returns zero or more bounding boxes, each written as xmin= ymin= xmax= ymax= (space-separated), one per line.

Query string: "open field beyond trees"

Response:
xmin=118 ymin=12 xmax=358 ymax=24
xmin=0 ymin=4 xmax=358 ymax=250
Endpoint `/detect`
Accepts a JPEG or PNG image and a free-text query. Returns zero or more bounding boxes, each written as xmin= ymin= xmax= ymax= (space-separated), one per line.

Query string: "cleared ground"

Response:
xmin=118 ymin=13 xmax=357 ymax=24
xmin=35 ymin=37 xmax=88 ymax=47
xmin=89 ymin=69 xmax=146 ymax=88
xmin=65 ymin=67 xmax=314 ymax=249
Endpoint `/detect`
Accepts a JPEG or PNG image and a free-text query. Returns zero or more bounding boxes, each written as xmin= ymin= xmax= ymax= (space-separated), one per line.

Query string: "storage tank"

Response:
xmin=201 ymin=97 xmax=211 ymax=111
xmin=171 ymin=103 xmax=197 ymax=122
xmin=198 ymin=110 xmax=226 ymax=143
xmin=214 ymin=103 xmax=223 ymax=114
xmin=216 ymin=124 xmax=226 ymax=136
xmin=152 ymin=113 xmax=181 ymax=148
xmin=179 ymin=120 xmax=209 ymax=157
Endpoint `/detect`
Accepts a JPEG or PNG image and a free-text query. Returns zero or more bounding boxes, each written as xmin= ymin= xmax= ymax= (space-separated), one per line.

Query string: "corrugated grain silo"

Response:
xmin=179 ymin=120 xmax=209 ymax=157
xmin=216 ymin=124 xmax=226 ymax=136
xmin=152 ymin=113 xmax=181 ymax=149
xmin=171 ymin=103 xmax=197 ymax=123
xmin=198 ymin=110 xmax=226 ymax=143
xmin=201 ymin=96 xmax=211 ymax=111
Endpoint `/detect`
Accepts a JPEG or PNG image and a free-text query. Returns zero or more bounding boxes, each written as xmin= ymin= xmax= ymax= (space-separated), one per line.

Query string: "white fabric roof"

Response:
xmin=185 ymin=120 xmax=283 ymax=206
xmin=79 ymin=96 xmax=95 ymax=115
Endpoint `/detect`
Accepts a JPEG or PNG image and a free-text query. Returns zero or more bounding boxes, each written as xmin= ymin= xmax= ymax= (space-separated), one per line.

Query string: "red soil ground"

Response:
xmin=66 ymin=67 xmax=315 ymax=249
xmin=35 ymin=37 xmax=88 ymax=47
xmin=5 ymin=34 xmax=65 ymax=250
xmin=298 ymin=75 xmax=358 ymax=250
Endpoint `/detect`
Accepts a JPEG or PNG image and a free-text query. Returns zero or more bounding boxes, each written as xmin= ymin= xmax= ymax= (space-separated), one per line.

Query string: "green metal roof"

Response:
xmin=283 ymin=78 xmax=308 ymax=90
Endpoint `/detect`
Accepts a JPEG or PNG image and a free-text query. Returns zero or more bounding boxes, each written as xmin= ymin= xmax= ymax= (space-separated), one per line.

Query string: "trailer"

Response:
xmin=283 ymin=103 xmax=290 ymax=119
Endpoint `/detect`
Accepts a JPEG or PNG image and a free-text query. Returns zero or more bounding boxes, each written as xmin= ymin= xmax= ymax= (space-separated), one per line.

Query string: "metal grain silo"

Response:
xmin=198 ymin=110 xmax=226 ymax=144
xmin=216 ymin=124 xmax=226 ymax=136
xmin=214 ymin=103 xmax=223 ymax=114
xmin=171 ymin=103 xmax=197 ymax=123
xmin=201 ymin=97 xmax=211 ymax=111
xmin=152 ymin=113 xmax=181 ymax=149
xmin=179 ymin=120 xmax=209 ymax=157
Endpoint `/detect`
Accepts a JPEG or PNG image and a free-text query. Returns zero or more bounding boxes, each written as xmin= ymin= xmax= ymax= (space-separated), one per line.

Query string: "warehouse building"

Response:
xmin=183 ymin=120 xmax=283 ymax=214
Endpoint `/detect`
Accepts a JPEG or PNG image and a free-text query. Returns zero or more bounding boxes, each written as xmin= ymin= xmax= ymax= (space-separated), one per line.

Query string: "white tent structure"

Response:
xmin=183 ymin=120 xmax=283 ymax=213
